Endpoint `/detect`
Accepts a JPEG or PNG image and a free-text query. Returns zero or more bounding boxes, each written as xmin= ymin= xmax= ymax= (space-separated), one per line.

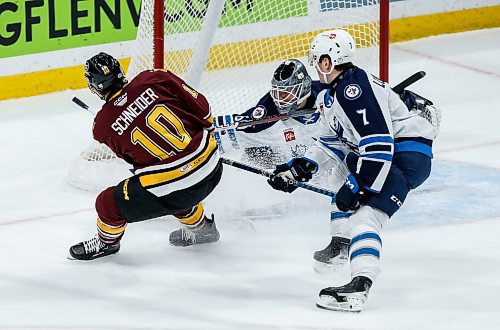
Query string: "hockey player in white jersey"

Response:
xmin=214 ymin=59 xmax=356 ymax=267
xmin=268 ymin=29 xmax=439 ymax=312
xmin=213 ymin=59 xmax=330 ymax=168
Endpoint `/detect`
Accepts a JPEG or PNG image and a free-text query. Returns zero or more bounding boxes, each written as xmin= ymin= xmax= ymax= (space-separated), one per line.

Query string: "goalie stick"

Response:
xmin=214 ymin=71 xmax=426 ymax=132
xmin=214 ymin=107 xmax=318 ymax=132
xmin=221 ymin=157 xmax=336 ymax=198
xmin=234 ymin=107 xmax=318 ymax=129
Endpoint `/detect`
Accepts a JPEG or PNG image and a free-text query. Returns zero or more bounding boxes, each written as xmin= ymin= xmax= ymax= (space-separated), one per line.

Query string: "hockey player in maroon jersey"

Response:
xmin=69 ymin=52 xmax=222 ymax=260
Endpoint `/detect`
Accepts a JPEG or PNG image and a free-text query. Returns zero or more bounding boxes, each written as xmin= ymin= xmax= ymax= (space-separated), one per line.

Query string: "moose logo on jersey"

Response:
xmin=283 ymin=128 xmax=296 ymax=142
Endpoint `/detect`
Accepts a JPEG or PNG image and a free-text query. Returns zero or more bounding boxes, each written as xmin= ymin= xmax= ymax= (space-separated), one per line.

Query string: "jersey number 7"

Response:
xmin=356 ymin=108 xmax=370 ymax=126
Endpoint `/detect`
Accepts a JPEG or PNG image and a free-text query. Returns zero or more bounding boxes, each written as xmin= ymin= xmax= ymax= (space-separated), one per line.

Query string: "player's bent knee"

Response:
xmin=96 ymin=186 xmax=123 ymax=222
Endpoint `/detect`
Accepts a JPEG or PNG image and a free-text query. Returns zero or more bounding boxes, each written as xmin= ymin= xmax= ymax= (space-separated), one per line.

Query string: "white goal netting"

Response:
xmin=67 ymin=0 xmax=386 ymax=192
xmin=128 ymin=0 xmax=384 ymax=114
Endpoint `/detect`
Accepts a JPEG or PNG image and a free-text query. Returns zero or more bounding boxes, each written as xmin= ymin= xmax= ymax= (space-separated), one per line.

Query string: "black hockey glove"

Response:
xmin=267 ymin=163 xmax=296 ymax=193
xmin=336 ymin=173 xmax=363 ymax=212
xmin=267 ymin=158 xmax=317 ymax=193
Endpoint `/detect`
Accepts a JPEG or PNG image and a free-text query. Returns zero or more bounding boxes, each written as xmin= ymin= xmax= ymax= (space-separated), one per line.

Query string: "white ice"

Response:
xmin=1 ymin=28 xmax=500 ymax=330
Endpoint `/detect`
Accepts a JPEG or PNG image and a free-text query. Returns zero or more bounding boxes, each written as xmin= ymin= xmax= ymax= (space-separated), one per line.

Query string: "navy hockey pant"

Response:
xmin=364 ymin=151 xmax=432 ymax=217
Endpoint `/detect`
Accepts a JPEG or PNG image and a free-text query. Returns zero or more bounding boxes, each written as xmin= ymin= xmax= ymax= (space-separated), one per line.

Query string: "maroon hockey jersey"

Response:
xmin=93 ymin=70 xmax=219 ymax=195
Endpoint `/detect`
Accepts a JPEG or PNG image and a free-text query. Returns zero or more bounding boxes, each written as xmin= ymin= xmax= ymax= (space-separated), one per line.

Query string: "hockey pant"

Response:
xmin=94 ymin=160 xmax=223 ymax=244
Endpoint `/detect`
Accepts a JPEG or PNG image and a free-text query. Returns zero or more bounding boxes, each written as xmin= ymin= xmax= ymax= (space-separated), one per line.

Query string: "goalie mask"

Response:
xmin=270 ymin=59 xmax=312 ymax=114
xmin=85 ymin=52 xmax=127 ymax=100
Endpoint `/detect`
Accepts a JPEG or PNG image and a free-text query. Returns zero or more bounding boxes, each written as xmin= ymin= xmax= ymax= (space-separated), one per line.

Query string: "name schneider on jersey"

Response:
xmin=111 ymin=88 xmax=159 ymax=135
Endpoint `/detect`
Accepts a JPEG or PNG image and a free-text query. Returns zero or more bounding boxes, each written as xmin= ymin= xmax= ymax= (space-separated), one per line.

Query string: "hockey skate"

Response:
xmin=69 ymin=235 xmax=120 ymax=260
xmin=169 ymin=215 xmax=220 ymax=247
xmin=316 ymin=276 xmax=372 ymax=312
xmin=313 ymin=236 xmax=350 ymax=273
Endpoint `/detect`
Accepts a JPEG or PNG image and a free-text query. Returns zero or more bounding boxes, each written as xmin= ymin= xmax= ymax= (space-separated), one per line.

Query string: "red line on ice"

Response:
xmin=0 ymin=208 xmax=92 ymax=226
xmin=393 ymin=45 xmax=500 ymax=78
xmin=435 ymin=139 xmax=500 ymax=154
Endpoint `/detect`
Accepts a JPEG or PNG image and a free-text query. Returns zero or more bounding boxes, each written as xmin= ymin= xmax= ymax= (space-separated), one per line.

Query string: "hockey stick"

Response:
xmin=221 ymin=157 xmax=336 ymax=198
xmin=72 ymin=96 xmax=96 ymax=115
xmin=235 ymin=108 xmax=318 ymax=129
xmin=214 ymin=107 xmax=317 ymax=133
xmin=392 ymin=71 xmax=426 ymax=95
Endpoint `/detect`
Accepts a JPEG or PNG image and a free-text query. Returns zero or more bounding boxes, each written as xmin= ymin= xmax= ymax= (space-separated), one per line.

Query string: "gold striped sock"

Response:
xmin=96 ymin=217 xmax=126 ymax=244
xmin=176 ymin=203 xmax=205 ymax=227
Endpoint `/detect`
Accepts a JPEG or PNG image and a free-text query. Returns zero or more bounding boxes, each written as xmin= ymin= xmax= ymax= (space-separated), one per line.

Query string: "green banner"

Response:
xmin=0 ymin=0 xmax=307 ymax=59
xmin=0 ymin=0 xmax=142 ymax=58
xmin=164 ymin=0 xmax=307 ymax=34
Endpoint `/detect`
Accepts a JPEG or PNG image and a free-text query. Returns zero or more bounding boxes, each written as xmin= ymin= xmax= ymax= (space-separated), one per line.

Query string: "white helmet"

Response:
xmin=308 ymin=29 xmax=356 ymax=81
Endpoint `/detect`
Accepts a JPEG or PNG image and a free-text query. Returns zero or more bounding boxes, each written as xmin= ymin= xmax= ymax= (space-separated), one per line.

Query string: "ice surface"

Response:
xmin=1 ymin=29 xmax=500 ymax=329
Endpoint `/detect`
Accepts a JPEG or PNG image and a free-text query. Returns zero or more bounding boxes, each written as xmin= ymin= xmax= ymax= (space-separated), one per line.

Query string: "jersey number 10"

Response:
xmin=131 ymin=104 xmax=192 ymax=160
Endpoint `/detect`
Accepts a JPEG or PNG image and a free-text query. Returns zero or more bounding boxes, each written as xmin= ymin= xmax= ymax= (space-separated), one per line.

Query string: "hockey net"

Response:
xmin=66 ymin=0 xmax=389 ymax=191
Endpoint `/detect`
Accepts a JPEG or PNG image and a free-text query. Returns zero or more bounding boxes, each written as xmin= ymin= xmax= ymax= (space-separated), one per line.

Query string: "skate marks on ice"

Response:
xmin=390 ymin=159 xmax=500 ymax=228
xmin=208 ymin=158 xmax=500 ymax=232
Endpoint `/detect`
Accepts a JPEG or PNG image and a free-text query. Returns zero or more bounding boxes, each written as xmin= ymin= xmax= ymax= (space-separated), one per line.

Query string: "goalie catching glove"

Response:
xmin=400 ymin=89 xmax=441 ymax=134
xmin=267 ymin=158 xmax=318 ymax=193
xmin=399 ymin=89 xmax=433 ymax=111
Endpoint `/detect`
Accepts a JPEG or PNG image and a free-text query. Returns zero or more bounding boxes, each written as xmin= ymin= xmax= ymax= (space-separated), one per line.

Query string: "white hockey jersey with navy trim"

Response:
xmin=306 ymin=66 xmax=435 ymax=192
